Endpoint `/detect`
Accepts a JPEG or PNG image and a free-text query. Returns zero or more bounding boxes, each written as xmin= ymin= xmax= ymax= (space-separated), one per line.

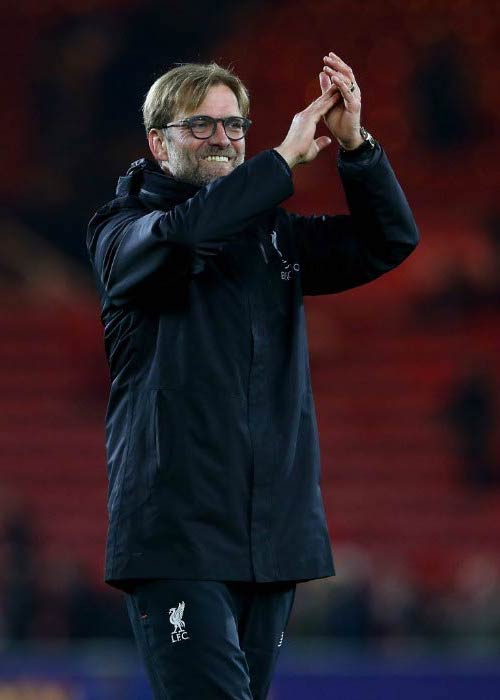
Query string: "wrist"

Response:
xmin=273 ymin=146 xmax=298 ymax=170
xmin=337 ymin=135 xmax=364 ymax=151
xmin=338 ymin=126 xmax=377 ymax=155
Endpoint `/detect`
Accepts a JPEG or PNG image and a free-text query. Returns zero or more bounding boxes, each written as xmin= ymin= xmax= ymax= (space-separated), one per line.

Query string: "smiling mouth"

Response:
xmin=203 ymin=155 xmax=230 ymax=162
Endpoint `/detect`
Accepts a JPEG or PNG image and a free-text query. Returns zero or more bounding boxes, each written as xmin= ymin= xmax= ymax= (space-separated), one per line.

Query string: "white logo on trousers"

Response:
xmin=169 ymin=601 xmax=190 ymax=642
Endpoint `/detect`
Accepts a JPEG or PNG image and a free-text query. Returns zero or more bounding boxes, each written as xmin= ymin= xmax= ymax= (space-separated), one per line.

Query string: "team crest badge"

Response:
xmin=169 ymin=601 xmax=190 ymax=643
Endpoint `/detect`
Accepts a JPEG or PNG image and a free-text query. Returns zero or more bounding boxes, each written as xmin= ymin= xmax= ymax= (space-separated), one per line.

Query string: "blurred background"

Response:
xmin=1 ymin=0 xmax=500 ymax=697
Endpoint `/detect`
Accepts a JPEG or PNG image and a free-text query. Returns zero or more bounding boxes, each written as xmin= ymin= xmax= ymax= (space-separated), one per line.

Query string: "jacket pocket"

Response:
xmin=150 ymin=388 xmax=160 ymax=475
xmin=149 ymin=388 xmax=181 ymax=482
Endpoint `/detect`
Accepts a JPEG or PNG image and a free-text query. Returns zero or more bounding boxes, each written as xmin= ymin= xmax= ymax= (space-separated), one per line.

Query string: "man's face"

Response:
xmin=162 ymin=84 xmax=246 ymax=187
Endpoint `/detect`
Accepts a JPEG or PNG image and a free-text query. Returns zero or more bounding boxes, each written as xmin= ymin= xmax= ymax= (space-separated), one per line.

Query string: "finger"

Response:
xmin=323 ymin=63 xmax=358 ymax=94
xmin=312 ymin=80 xmax=339 ymax=108
xmin=312 ymin=86 xmax=342 ymax=118
xmin=321 ymin=90 xmax=342 ymax=113
xmin=302 ymin=81 xmax=339 ymax=123
xmin=329 ymin=72 xmax=360 ymax=108
xmin=330 ymin=73 xmax=354 ymax=101
xmin=314 ymin=135 xmax=332 ymax=152
xmin=319 ymin=70 xmax=330 ymax=95
xmin=327 ymin=90 xmax=342 ymax=106
xmin=327 ymin=52 xmax=355 ymax=81
xmin=305 ymin=81 xmax=336 ymax=113
xmin=323 ymin=57 xmax=354 ymax=85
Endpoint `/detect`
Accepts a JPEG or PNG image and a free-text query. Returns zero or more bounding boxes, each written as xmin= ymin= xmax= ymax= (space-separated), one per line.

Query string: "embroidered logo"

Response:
xmin=271 ymin=230 xmax=300 ymax=281
xmin=271 ymin=230 xmax=282 ymax=258
xmin=169 ymin=601 xmax=190 ymax=643
xmin=278 ymin=631 xmax=284 ymax=647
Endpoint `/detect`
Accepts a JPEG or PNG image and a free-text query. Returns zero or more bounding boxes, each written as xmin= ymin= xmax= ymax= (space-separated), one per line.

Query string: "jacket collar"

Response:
xmin=116 ymin=158 xmax=201 ymax=208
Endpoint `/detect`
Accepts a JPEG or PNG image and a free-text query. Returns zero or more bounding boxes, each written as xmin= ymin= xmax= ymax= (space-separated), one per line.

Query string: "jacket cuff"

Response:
xmin=338 ymin=140 xmax=381 ymax=163
xmin=337 ymin=142 xmax=383 ymax=174
xmin=270 ymin=148 xmax=293 ymax=178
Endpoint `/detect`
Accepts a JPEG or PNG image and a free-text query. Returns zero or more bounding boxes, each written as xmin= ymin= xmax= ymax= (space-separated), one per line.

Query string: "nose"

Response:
xmin=208 ymin=120 xmax=231 ymax=147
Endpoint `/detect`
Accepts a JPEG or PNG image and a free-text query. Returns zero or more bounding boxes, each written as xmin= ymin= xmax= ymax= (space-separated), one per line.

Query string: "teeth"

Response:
xmin=205 ymin=156 xmax=229 ymax=162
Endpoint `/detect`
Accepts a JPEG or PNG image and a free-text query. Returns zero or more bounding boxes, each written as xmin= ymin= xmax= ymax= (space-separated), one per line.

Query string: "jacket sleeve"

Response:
xmin=87 ymin=149 xmax=293 ymax=305
xmin=288 ymin=144 xmax=419 ymax=296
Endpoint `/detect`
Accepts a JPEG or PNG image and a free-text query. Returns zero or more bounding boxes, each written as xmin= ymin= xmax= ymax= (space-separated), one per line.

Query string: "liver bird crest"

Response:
xmin=169 ymin=601 xmax=186 ymax=634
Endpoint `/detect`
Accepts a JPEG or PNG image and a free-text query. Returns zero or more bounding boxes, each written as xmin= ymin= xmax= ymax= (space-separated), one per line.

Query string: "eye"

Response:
xmin=190 ymin=117 xmax=212 ymax=130
xmin=226 ymin=118 xmax=245 ymax=130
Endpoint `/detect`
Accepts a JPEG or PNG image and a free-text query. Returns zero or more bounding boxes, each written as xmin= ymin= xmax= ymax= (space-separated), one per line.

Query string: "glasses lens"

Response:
xmin=187 ymin=116 xmax=249 ymax=140
xmin=224 ymin=117 xmax=247 ymax=139
xmin=190 ymin=117 xmax=214 ymax=137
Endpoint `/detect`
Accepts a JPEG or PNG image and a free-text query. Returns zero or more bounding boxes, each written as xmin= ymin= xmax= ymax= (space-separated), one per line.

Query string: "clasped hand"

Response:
xmin=275 ymin=51 xmax=362 ymax=169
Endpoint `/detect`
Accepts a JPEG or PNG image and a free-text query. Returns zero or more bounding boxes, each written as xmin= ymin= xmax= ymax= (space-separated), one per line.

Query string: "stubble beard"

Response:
xmin=164 ymin=140 xmax=244 ymax=187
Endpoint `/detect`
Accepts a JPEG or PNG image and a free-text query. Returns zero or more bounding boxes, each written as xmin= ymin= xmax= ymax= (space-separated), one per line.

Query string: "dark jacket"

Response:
xmin=87 ymin=146 xmax=419 ymax=591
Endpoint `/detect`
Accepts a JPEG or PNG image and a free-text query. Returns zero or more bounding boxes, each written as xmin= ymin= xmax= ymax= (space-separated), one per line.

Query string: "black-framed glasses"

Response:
xmin=161 ymin=115 xmax=252 ymax=141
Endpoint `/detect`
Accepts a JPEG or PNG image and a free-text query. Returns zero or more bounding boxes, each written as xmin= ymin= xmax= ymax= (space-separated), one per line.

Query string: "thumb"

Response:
xmin=314 ymin=135 xmax=332 ymax=152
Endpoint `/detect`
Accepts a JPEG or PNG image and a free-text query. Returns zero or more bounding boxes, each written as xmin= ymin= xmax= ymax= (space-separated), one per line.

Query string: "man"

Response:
xmin=87 ymin=55 xmax=418 ymax=699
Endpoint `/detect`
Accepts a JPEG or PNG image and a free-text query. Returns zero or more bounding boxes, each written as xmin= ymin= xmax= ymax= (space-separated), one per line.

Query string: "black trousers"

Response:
xmin=124 ymin=579 xmax=296 ymax=700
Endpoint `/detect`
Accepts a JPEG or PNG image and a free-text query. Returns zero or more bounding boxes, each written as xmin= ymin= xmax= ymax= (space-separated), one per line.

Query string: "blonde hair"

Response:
xmin=142 ymin=62 xmax=250 ymax=133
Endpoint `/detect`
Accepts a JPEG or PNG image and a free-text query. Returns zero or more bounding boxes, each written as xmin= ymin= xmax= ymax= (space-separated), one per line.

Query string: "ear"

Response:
xmin=147 ymin=129 xmax=169 ymax=162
